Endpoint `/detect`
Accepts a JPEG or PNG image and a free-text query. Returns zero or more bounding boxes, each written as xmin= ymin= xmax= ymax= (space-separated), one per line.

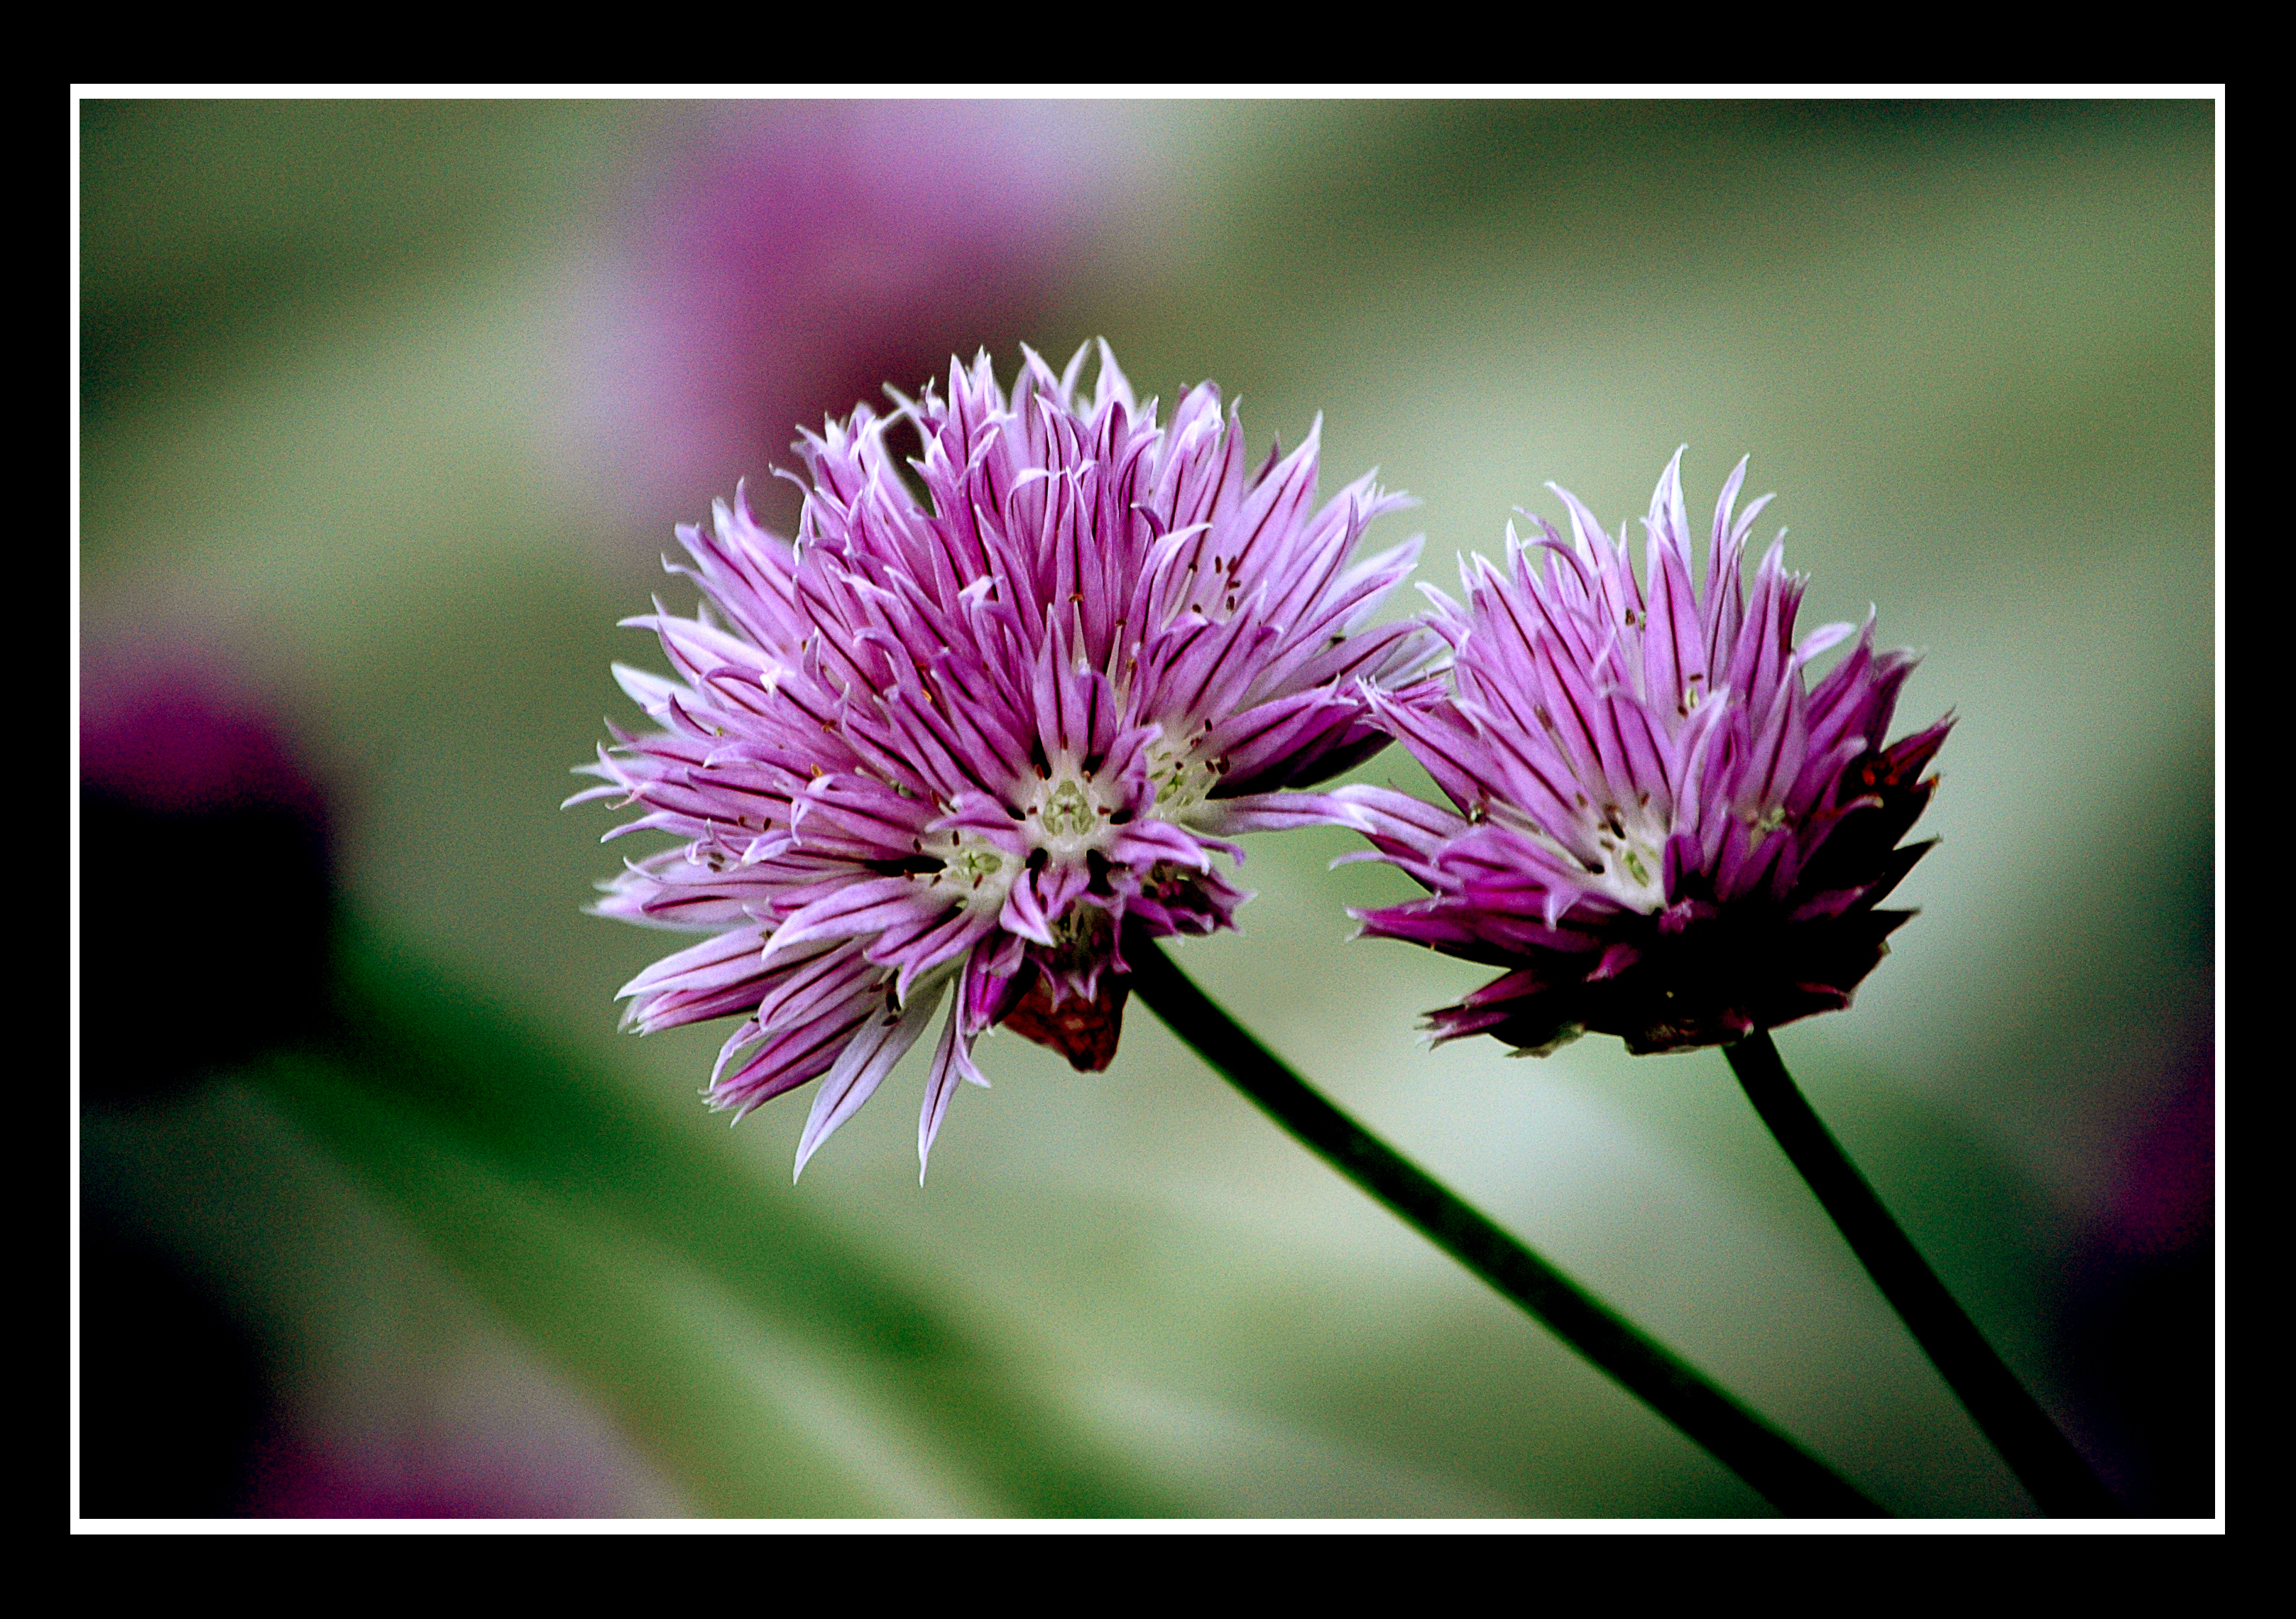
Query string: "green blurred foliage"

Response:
xmin=79 ymin=97 xmax=2215 ymax=1517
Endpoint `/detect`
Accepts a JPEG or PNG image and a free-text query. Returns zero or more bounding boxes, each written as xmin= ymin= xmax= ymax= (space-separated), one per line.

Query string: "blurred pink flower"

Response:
xmin=575 ymin=102 xmax=1144 ymax=540
xmin=81 ymin=654 xmax=327 ymax=822
xmin=79 ymin=653 xmax=337 ymax=1098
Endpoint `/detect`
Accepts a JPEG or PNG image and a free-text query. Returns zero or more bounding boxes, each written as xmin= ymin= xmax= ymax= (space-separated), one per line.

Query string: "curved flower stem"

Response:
xmin=1724 ymin=1030 xmax=2123 ymax=1517
xmin=1127 ymin=939 xmax=1882 ymax=1518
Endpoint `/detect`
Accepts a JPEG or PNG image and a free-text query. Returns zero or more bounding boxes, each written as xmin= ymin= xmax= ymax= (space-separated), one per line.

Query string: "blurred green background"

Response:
xmin=77 ymin=98 xmax=2216 ymax=1518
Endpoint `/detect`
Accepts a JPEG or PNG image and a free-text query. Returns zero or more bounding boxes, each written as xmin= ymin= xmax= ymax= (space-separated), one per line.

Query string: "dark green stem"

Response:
xmin=1127 ymin=939 xmax=1882 ymax=1518
xmin=1724 ymin=1029 xmax=2123 ymax=1517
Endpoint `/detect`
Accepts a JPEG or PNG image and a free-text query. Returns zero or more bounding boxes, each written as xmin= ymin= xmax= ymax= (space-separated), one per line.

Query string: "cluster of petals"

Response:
xmin=574 ymin=344 xmax=1440 ymax=1176
xmin=1338 ymin=451 xmax=1952 ymax=1056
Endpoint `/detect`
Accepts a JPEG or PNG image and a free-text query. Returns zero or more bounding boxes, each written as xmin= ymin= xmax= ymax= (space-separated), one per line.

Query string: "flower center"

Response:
xmin=928 ymin=831 xmax=1019 ymax=910
xmin=1145 ymin=732 xmax=1218 ymax=819
xmin=1588 ymin=806 xmax=1669 ymax=913
xmin=1044 ymin=897 xmax=1115 ymax=967
xmin=1025 ymin=769 xmax=1121 ymax=862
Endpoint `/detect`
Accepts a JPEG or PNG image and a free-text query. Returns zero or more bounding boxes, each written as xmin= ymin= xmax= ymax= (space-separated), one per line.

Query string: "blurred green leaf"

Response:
xmin=248 ymin=1049 xmax=881 ymax=1515
xmin=263 ymin=913 xmax=1179 ymax=1517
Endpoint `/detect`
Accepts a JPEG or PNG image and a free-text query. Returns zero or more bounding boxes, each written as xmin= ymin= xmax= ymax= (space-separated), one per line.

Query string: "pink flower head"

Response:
xmin=1338 ymin=450 xmax=1952 ymax=1057
xmin=574 ymin=344 xmax=1441 ymax=1177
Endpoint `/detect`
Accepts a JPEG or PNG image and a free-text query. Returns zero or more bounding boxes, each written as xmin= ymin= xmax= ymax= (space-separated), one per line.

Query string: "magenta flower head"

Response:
xmin=1338 ymin=450 xmax=1952 ymax=1057
xmin=573 ymin=344 xmax=1441 ymax=1177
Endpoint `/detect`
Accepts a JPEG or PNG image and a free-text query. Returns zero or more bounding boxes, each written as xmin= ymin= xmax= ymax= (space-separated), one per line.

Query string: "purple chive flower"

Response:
xmin=1337 ymin=450 xmax=1952 ymax=1057
xmin=574 ymin=344 xmax=1441 ymax=1177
